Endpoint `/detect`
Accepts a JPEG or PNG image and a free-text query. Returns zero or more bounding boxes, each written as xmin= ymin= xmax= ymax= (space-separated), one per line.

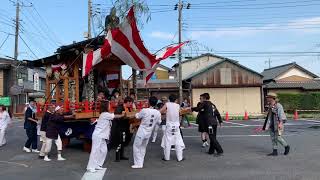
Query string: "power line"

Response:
xmin=186 ymin=26 xmax=320 ymax=31
xmin=0 ymin=34 xmax=11 ymax=50
xmin=19 ymin=30 xmax=51 ymax=55
xmin=24 ymin=8 xmax=61 ymax=47
xmin=191 ymin=0 xmax=320 ymax=7
xmin=190 ymin=3 xmax=320 ymax=10
xmin=0 ymin=20 xmax=15 ymax=28
xmin=20 ymin=10 xmax=58 ymax=48
xmin=23 ymin=0 xmax=62 ymax=45
xmin=18 ymin=34 xmax=39 ymax=59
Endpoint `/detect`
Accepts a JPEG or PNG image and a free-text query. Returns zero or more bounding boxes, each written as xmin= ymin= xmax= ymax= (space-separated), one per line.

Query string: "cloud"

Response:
xmin=188 ymin=17 xmax=320 ymax=39
xmin=149 ymin=31 xmax=175 ymax=40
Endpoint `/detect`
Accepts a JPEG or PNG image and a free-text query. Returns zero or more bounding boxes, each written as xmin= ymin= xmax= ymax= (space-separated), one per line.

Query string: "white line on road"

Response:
xmin=299 ymin=119 xmax=320 ymax=123
xmin=81 ymin=168 xmax=107 ymax=180
xmin=224 ymin=121 xmax=248 ymax=127
xmin=0 ymin=161 xmax=29 ymax=168
xmin=183 ymin=134 xmax=295 ymax=138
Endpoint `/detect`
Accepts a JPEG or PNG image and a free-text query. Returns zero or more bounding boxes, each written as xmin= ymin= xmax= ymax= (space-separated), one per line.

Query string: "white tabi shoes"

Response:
xmin=131 ymin=165 xmax=143 ymax=169
xmin=87 ymin=169 xmax=97 ymax=173
xmin=44 ymin=156 xmax=51 ymax=162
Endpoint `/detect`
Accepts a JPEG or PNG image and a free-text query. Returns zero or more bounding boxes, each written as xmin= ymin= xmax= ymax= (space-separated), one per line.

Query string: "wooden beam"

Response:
xmin=56 ymin=81 xmax=60 ymax=103
xmin=74 ymin=63 xmax=80 ymax=103
xmin=45 ymin=75 xmax=51 ymax=103
xmin=64 ymin=77 xmax=69 ymax=103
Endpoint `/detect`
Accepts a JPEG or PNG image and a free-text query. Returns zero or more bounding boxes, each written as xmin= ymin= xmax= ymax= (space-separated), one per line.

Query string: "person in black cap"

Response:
xmin=23 ymin=98 xmax=39 ymax=153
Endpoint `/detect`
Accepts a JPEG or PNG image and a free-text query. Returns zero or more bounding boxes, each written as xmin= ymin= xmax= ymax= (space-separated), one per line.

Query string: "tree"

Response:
xmin=111 ymin=0 xmax=151 ymax=97
xmin=112 ymin=0 xmax=151 ymax=28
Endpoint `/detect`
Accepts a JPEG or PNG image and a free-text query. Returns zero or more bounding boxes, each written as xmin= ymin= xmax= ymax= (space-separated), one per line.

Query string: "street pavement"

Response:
xmin=0 ymin=119 xmax=320 ymax=180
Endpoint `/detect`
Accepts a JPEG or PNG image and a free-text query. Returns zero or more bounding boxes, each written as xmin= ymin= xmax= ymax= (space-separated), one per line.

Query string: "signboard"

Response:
xmin=34 ymin=72 xmax=40 ymax=91
xmin=0 ymin=97 xmax=11 ymax=106
xmin=18 ymin=79 xmax=23 ymax=86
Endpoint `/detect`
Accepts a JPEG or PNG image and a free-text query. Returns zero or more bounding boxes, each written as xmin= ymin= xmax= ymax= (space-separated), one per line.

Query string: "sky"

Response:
xmin=1 ymin=0 xmax=320 ymax=79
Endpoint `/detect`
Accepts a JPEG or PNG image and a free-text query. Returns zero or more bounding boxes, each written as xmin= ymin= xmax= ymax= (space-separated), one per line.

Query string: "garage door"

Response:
xmin=192 ymin=87 xmax=262 ymax=116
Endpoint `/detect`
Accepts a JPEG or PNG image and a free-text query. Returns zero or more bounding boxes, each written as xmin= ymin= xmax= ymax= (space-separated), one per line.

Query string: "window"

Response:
xmin=40 ymin=78 xmax=46 ymax=90
xmin=220 ymin=68 xmax=232 ymax=85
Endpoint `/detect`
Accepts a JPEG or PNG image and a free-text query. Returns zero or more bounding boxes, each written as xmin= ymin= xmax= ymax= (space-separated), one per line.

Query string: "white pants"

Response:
xmin=164 ymin=144 xmax=184 ymax=161
xmin=40 ymin=132 xmax=63 ymax=156
xmin=133 ymin=135 xmax=150 ymax=167
xmin=161 ymin=126 xmax=185 ymax=161
xmin=87 ymin=136 xmax=108 ymax=170
xmin=152 ymin=124 xmax=165 ymax=142
xmin=44 ymin=135 xmax=63 ymax=155
xmin=0 ymin=128 xmax=7 ymax=146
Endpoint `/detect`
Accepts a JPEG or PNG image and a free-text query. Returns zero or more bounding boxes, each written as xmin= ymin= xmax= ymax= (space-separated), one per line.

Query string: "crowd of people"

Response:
xmin=0 ymin=91 xmax=290 ymax=173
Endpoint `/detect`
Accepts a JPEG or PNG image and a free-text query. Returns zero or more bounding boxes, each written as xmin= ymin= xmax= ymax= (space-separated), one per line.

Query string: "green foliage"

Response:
xmin=112 ymin=0 xmax=151 ymax=28
xmin=277 ymin=93 xmax=320 ymax=111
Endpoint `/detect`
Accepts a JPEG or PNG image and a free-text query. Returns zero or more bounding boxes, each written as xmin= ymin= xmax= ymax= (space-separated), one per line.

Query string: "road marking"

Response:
xmin=81 ymin=168 xmax=107 ymax=180
xmin=299 ymin=119 xmax=320 ymax=123
xmin=0 ymin=161 xmax=29 ymax=168
xmin=183 ymin=134 xmax=295 ymax=138
xmin=224 ymin=121 xmax=248 ymax=126
xmin=251 ymin=119 xmax=265 ymax=121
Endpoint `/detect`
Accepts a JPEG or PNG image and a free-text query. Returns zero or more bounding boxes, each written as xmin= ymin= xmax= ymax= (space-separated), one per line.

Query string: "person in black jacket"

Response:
xmin=39 ymin=104 xmax=55 ymax=159
xmin=110 ymin=96 xmax=133 ymax=162
xmin=43 ymin=106 xmax=74 ymax=162
xmin=23 ymin=98 xmax=39 ymax=153
xmin=191 ymin=93 xmax=224 ymax=156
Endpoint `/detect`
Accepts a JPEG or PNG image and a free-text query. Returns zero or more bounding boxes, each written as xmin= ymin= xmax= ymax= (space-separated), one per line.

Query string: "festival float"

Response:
xmin=27 ymin=6 xmax=186 ymax=150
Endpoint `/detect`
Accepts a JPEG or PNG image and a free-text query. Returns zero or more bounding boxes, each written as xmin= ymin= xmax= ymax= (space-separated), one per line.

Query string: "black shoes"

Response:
xmin=38 ymin=156 xmax=44 ymax=159
xmin=284 ymin=146 xmax=290 ymax=155
xmin=214 ymin=153 xmax=224 ymax=157
xmin=207 ymin=151 xmax=214 ymax=155
xmin=267 ymin=149 xmax=278 ymax=156
xmin=162 ymin=158 xmax=169 ymax=161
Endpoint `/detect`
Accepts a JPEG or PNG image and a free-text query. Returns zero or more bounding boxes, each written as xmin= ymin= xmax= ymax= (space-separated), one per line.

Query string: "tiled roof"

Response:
xmin=172 ymin=53 xmax=238 ymax=68
xmin=264 ymin=81 xmax=320 ymax=90
xmin=262 ymin=62 xmax=319 ymax=81
xmin=183 ymin=58 xmax=263 ymax=80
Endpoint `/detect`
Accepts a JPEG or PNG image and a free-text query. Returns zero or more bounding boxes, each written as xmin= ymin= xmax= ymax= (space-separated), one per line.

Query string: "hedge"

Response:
xmin=277 ymin=93 xmax=320 ymax=111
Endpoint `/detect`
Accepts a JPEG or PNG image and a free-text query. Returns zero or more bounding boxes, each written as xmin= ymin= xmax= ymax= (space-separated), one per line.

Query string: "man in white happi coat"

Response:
xmin=131 ymin=96 xmax=161 ymax=169
xmin=87 ymin=101 xmax=125 ymax=173
xmin=160 ymin=94 xmax=185 ymax=162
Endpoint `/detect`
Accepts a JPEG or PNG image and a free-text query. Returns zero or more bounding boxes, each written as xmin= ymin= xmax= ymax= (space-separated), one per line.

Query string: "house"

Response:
xmin=262 ymin=62 xmax=320 ymax=94
xmin=0 ymin=58 xmax=46 ymax=113
xmin=179 ymin=54 xmax=264 ymax=116
xmin=135 ymin=64 xmax=181 ymax=99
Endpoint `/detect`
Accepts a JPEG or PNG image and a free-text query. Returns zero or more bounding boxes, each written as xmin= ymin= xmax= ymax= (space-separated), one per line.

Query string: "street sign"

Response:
xmin=0 ymin=97 xmax=11 ymax=106
xmin=34 ymin=72 xmax=40 ymax=91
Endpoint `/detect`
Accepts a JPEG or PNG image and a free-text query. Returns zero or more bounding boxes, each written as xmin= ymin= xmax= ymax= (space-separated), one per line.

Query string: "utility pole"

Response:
xmin=175 ymin=1 xmax=190 ymax=103
xmin=268 ymin=58 xmax=271 ymax=68
xmin=178 ymin=0 xmax=183 ymax=104
xmin=88 ymin=0 xmax=92 ymax=39
xmin=14 ymin=1 xmax=20 ymax=60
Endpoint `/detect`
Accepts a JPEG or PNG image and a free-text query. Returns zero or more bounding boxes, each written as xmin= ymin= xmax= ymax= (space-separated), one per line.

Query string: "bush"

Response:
xmin=277 ymin=93 xmax=320 ymax=111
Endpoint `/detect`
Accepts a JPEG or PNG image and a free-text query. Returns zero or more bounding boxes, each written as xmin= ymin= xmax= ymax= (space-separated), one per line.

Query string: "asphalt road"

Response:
xmin=0 ymin=119 xmax=320 ymax=180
